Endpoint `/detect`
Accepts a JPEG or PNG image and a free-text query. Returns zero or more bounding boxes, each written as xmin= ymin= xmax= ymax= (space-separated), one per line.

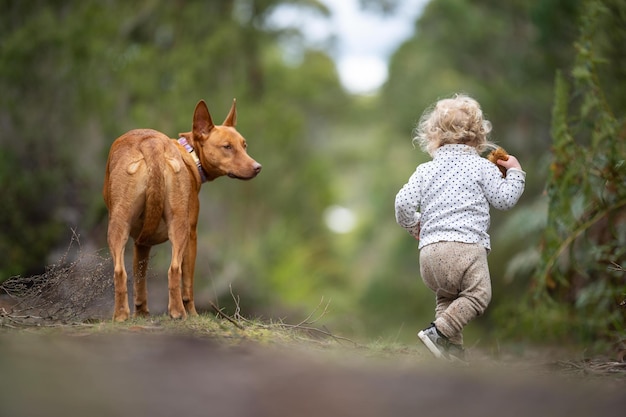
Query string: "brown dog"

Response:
xmin=103 ymin=100 xmax=261 ymax=322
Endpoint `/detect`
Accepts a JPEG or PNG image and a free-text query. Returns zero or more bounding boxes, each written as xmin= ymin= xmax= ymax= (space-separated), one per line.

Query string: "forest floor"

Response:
xmin=1 ymin=312 xmax=625 ymax=417
xmin=1 ymin=251 xmax=625 ymax=417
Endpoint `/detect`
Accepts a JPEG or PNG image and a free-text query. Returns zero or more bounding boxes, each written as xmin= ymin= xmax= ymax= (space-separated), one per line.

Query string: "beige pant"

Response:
xmin=419 ymin=242 xmax=492 ymax=345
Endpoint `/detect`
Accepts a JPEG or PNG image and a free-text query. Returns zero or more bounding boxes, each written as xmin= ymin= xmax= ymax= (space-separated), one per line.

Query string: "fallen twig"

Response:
xmin=209 ymin=300 xmax=244 ymax=330
xmin=295 ymin=296 xmax=331 ymax=327
xmin=556 ymin=359 xmax=626 ymax=377
xmin=0 ymin=230 xmax=112 ymax=326
xmin=608 ymin=261 xmax=624 ymax=272
xmin=211 ymin=287 xmax=360 ymax=347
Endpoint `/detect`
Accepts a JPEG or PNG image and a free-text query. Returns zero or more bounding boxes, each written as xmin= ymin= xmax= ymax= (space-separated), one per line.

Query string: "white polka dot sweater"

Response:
xmin=395 ymin=144 xmax=526 ymax=250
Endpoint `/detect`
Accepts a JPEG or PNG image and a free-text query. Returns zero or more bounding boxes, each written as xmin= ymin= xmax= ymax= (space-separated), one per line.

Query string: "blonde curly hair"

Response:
xmin=413 ymin=94 xmax=494 ymax=157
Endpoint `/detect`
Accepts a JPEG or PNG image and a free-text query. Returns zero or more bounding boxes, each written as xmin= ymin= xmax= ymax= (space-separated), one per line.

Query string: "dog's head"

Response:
xmin=181 ymin=100 xmax=262 ymax=181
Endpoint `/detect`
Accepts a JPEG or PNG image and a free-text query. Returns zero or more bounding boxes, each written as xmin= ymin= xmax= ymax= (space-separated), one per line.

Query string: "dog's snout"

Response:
xmin=253 ymin=162 xmax=262 ymax=175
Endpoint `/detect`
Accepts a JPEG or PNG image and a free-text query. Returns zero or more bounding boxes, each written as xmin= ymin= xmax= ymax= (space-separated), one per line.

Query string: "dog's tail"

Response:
xmin=136 ymin=143 xmax=166 ymax=245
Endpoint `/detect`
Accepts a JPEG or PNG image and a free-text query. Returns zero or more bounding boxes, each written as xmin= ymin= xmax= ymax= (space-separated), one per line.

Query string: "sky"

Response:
xmin=269 ymin=0 xmax=428 ymax=95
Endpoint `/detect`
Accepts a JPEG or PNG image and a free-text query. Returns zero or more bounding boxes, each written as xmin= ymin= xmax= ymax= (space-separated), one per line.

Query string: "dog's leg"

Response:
xmin=167 ymin=219 xmax=189 ymax=320
xmin=167 ymin=250 xmax=187 ymax=320
xmin=182 ymin=229 xmax=198 ymax=317
xmin=133 ymin=243 xmax=151 ymax=317
xmin=108 ymin=217 xmax=131 ymax=322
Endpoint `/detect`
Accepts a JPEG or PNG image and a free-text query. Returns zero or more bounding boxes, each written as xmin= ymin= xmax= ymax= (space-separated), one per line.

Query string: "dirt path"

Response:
xmin=1 ymin=331 xmax=625 ymax=417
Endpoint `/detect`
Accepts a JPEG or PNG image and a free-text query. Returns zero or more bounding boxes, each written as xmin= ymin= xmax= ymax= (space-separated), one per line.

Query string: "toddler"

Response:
xmin=394 ymin=94 xmax=525 ymax=361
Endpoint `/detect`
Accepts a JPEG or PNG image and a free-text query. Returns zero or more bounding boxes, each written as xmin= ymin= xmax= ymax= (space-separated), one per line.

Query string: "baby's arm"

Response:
xmin=395 ymin=170 xmax=423 ymax=238
xmin=395 ymin=191 xmax=421 ymax=237
xmin=485 ymin=155 xmax=526 ymax=210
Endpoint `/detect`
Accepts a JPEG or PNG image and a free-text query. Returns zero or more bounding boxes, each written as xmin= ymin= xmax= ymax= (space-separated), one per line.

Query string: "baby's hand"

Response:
xmin=497 ymin=155 xmax=522 ymax=171
xmin=412 ymin=222 xmax=420 ymax=240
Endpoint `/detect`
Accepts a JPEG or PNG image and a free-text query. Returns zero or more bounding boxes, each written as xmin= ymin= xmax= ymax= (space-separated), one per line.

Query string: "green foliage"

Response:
xmin=0 ymin=1 xmax=101 ymax=278
xmin=502 ymin=0 xmax=626 ymax=345
xmin=0 ymin=150 xmax=66 ymax=278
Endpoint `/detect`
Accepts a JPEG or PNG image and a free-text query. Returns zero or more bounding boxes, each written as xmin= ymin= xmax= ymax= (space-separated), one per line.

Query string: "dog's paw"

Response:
xmin=113 ymin=309 xmax=131 ymax=322
xmin=487 ymin=147 xmax=509 ymax=177
xmin=168 ymin=306 xmax=188 ymax=320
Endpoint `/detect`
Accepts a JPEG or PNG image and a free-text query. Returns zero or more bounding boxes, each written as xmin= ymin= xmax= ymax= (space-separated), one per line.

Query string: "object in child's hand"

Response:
xmin=487 ymin=147 xmax=509 ymax=177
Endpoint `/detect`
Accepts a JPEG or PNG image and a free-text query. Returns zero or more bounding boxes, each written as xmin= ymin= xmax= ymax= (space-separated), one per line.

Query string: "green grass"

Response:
xmin=0 ymin=310 xmax=431 ymax=366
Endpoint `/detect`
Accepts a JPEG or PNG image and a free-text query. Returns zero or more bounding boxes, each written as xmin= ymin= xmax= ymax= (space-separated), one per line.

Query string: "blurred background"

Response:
xmin=1 ymin=0 xmax=624 ymax=352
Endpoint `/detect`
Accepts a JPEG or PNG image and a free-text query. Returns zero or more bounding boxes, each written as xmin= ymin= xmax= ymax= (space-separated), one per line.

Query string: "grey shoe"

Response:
xmin=417 ymin=324 xmax=466 ymax=363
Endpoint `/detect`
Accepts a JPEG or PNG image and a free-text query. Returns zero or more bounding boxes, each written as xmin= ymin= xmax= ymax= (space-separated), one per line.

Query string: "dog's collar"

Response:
xmin=177 ymin=137 xmax=208 ymax=183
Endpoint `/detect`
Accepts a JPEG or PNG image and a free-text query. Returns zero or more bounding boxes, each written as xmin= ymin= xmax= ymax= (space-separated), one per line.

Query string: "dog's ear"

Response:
xmin=223 ymin=98 xmax=237 ymax=127
xmin=193 ymin=100 xmax=215 ymax=136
